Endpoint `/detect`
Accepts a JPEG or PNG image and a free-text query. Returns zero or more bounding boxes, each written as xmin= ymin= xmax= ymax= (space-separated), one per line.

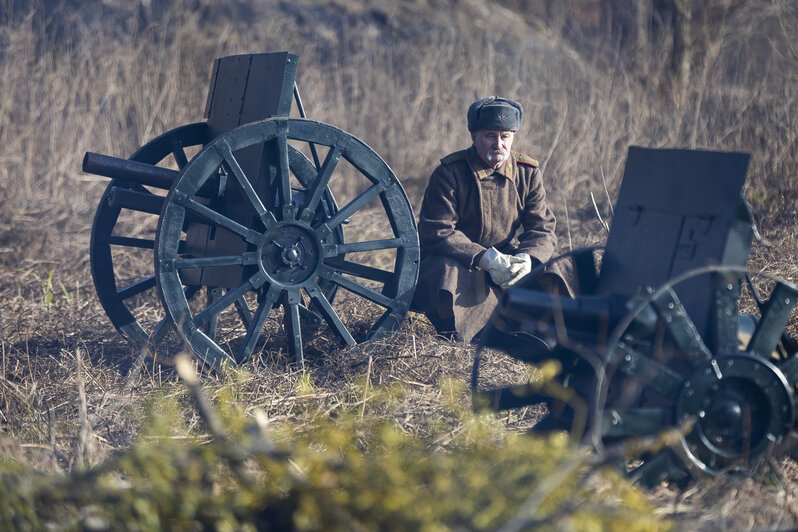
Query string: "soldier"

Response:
xmin=413 ymin=96 xmax=569 ymax=341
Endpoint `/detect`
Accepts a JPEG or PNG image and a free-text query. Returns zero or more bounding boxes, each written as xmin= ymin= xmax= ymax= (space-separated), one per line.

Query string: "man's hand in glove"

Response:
xmin=478 ymin=247 xmax=528 ymax=287
xmin=502 ymin=252 xmax=532 ymax=288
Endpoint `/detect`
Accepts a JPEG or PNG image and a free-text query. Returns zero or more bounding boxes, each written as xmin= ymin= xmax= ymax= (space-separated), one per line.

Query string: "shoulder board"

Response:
xmin=513 ymin=151 xmax=539 ymax=167
xmin=440 ymin=150 xmax=468 ymax=165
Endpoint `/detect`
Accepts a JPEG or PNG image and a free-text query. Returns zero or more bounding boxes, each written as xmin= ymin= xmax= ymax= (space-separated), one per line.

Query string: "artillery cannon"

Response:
xmin=85 ymin=53 xmax=797 ymax=486
xmin=84 ymin=52 xmax=419 ymax=367
xmin=473 ymin=146 xmax=798 ymax=486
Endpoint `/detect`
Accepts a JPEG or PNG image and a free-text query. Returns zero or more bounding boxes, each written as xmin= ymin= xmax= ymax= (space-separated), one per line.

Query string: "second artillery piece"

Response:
xmin=84 ymin=52 xmax=419 ymax=367
xmin=473 ymin=146 xmax=798 ymax=485
xmin=84 ymin=52 xmax=798 ymax=487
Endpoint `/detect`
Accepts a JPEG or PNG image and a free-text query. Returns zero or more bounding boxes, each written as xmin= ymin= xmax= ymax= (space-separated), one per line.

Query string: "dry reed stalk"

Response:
xmin=74 ymin=347 xmax=90 ymax=468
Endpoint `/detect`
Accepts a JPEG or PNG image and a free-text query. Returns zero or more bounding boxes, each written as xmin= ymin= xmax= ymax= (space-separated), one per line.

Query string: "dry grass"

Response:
xmin=2 ymin=0 xmax=798 ymax=528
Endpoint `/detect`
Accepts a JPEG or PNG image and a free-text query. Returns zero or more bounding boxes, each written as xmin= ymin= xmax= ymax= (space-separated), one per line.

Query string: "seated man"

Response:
xmin=413 ymin=96 xmax=570 ymax=341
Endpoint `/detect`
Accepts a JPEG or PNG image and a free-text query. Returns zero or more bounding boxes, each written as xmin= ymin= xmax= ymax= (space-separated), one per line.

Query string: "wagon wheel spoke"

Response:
xmin=610 ymin=342 xmax=684 ymax=398
xmin=299 ymin=141 xmax=343 ymax=224
xmin=219 ymin=143 xmax=277 ymax=229
xmin=237 ymin=284 xmax=281 ymax=364
xmin=174 ymin=196 xmax=262 ymax=245
xmin=292 ymin=307 xmax=318 ymax=332
xmin=601 ymin=406 xmax=673 ymax=438
xmin=276 ymin=123 xmax=294 ymax=221
xmin=204 ymin=287 xmax=226 ymax=340
xmin=708 ymin=271 xmax=743 ymax=354
xmin=306 ymin=281 xmax=356 ymax=346
xmin=650 ymin=288 xmax=712 ymax=364
xmin=746 ymin=282 xmax=798 ymax=358
xmin=333 ymin=238 xmax=403 ymax=254
xmin=173 ymin=252 xmax=259 ymax=270
xmin=107 ymin=236 xmax=155 ymax=250
xmin=283 ymin=289 xmax=305 ymax=365
xmin=116 ymin=275 xmax=156 ymax=301
xmin=324 ymin=257 xmax=393 ymax=284
xmin=778 ymin=365 xmax=798 ymax=401
xmin=320 ymin=268 xmax=394 ymax=309
xmin=234 ymin=296 xmax=254 ymax=327
xmin=173 ymin=255 xmax=242 ymax=270
xmin=318 ymin=183 xmax=383 ymax=234
xmin=171 ymin=144 xmax=189 ymax=169
xmin=107 ymin=235 xmax=185 ymax=253
xmin=192 ymin=280 xmax=257 ymax=329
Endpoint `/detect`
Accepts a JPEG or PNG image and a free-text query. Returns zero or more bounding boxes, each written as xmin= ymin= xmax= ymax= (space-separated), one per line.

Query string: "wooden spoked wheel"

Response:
xmin=155 ymin=118 xmax=419 ymax=367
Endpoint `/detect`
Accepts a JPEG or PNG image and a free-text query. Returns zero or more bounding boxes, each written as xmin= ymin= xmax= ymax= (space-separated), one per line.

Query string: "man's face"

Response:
xmin=471 ymin=129 xmax=515 ymax=169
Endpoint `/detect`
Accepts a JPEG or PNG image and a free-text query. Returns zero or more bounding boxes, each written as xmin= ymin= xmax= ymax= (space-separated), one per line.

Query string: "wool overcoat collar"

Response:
xmin=465 ymin=145 xmax=515 ymax=182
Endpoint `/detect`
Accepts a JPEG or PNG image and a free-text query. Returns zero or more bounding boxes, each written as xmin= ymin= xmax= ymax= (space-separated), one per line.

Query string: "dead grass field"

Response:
xmin=2 ymin=0 xmax=798 ymax=529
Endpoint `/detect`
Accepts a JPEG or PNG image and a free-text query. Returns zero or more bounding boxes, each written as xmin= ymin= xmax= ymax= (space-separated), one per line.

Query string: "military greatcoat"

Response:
xmin=413 ymin=145 xmax=567 ymax=341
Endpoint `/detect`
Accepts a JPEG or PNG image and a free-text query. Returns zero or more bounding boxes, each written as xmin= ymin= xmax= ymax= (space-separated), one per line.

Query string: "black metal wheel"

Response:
xmin=599 ymin=266 xmax=798 ymax=486
xmin=154 ymin=118 xmax=419 ymax=368
xmin=90 ymin=122 xmax=213 ymax=346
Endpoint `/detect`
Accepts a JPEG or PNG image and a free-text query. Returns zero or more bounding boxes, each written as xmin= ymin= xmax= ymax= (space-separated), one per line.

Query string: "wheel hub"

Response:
xmin=705 ymin=395 xmax=743 ymax=438
xmin=676 ymin=355 xmax=795 ymax=472
xmin=281 ymin=245 xmax=302 ymax=267
xmin=258 ymin=223 xmax=322 ymax=286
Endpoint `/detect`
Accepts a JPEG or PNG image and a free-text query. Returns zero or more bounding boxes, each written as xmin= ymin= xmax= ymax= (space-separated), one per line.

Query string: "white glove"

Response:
xmin=502 ymin=252 xmax=532 ymax=288
xmin=478 ymin=247 xmax=527 ymax=287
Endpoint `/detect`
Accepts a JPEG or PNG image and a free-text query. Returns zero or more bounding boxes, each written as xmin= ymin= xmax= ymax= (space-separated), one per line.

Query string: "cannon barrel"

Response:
xmin=502 ymin=288 xmax=616 ymax=325
xmin=83 ymin=152 xmax=179 ymax=190
xmin=84 ymin=151 xmax=223 ymax=197
xmin=500 ymin=288 xmax=657 ymax=337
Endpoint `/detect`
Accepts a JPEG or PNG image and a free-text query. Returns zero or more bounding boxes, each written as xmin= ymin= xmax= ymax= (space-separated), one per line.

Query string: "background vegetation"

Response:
xmin=1 ymin=0 xmax=798 ymax=529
